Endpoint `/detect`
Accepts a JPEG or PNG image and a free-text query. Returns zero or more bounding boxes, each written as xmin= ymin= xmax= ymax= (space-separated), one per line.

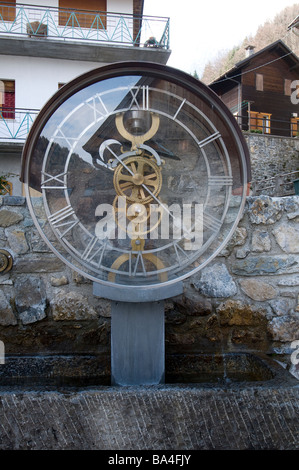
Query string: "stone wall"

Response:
xmin=244 ymin=133 xmax=299 ymax=183
xmin=0 ymin=194 xmax=298 ymax=377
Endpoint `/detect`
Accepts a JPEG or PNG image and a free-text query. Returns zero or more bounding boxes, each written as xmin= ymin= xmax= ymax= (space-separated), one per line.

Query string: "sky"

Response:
xmin=143 ymin=0 xmax=298 ymax=77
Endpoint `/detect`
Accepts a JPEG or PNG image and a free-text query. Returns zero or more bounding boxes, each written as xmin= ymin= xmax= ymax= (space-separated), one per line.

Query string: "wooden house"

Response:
xmin=209 ymin=40 xmax=299 ymax=137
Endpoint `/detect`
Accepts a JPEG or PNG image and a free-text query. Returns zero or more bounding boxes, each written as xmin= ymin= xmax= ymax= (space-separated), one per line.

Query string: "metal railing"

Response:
xmin=0 ymin=107 xmax=297 ymax=143
xmin=251 ymin=170 xmax=299 ymax=197
xmin=232 ymin=112 xmax=298 ymax=138
xmin=0 ymin=107 xmax=39 ymax=140
xmin=0 ymin=2 xmax=170 ymax=48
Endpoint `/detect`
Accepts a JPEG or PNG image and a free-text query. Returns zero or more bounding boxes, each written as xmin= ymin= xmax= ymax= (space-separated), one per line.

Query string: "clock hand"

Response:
xmin=107 ymin=145 xmax=137 ymax=174
xmin=139 ymin=182 xmax=193 ymax=240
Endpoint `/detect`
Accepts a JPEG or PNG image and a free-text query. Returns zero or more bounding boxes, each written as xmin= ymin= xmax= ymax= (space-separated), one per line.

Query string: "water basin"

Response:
xmin=0 ymin=352 xmax=297 ymax=450
xmin=0 ymin=352 xmax=289 ymax=388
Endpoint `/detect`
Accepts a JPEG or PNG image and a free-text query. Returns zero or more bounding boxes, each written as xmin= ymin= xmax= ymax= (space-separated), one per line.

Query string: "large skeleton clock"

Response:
xmin=21 ymin=62 xmax=250 ymax=295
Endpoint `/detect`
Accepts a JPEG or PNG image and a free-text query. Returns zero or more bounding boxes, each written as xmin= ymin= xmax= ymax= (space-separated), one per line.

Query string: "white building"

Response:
xmin=0 ymin=0 xmax=171 ymax=195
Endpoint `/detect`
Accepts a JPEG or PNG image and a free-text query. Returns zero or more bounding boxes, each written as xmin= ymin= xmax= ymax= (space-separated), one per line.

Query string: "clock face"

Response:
xmin=22 ymin=62 xmax=250 ymax=290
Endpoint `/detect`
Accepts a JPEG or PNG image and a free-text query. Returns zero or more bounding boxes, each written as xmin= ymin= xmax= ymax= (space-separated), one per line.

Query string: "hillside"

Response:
xmin=200 ymin=4 xmax=299 ymax=84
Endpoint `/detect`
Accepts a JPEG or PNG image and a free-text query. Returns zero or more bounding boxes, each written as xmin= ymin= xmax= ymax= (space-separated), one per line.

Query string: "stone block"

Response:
xmin=2 ymin=196 xmax=25 ymax=206
xmin=268 ymin=315 xmax=299 ymax=342
xmin=239 ymin=279 xmax=277 ymax=301
xmin=235 ymin=247 xmax=250 ymax=259
xmin=231 ymin=328 xmax=266 ymax=344
xmin=277 ymin=276 xmax=299 ymax=286
xmin=50 ymin=276 xmax=68 ymax=287
xmin=6 ymin=229 xmax=29 ymax=254
xmin=0 ymin=290 xmax=17 ymax=325
xmin=247 ymin=196 xmax=283 ymax=224
xmin=217 ymin=300 xmax=267 ymax=326
xmin=273 ymin=225 xmax=299 ymax=253
xmin=220 ymin=227 xmax=247 ymax=256
xmin=51 ymin=291 xmax=98 ymax=321
xmin=192 ymin=263 xmax=237 ymax=298
xmin=15 ymin=277 xmax=47 ymax=325
xmin=269 ymin=298 xmax=292 ymax=316
xmin=173 ymin=295 xmax=212 ymax=316
xmin=96 ymin=298 xmax=111 ymax=318
xmin=232 ymin=255 xmax=299 ymax=276
xmin=251 ymin=229 xmax=271 ymax=252
xmin=14 ymin=255 xmax=65 ymax=273
xmin=0 ymin=209 xmax=23 ymax=227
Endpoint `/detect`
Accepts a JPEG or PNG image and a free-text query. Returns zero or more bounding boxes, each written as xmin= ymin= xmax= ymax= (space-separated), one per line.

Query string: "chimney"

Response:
xmin=245 ymin=45 xmax=255 ymax=58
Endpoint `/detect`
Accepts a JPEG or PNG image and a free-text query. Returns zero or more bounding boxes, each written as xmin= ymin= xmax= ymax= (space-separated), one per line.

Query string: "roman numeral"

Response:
xmin=208 ymin=176 xmax=233 ymax=186
xmin=132 ymin=251 xmax=147 ymax=276
xmin=41 ymin=171 xmax=68 ymax=190
xmin=129 ymin=86 xmax=150 ymax=110
xmin=173 ymin=242 xmax=190 ymax=265
xmin=203 ymin=212 xmax=222 ymax=231
xmin=86 ymin=95 xmax=109 ymax=120
xmin=173 ymin=99 xmax=186 ymax=120
xmin=196 ymin=210 xmax=222 ymax=232
xmin=81 ymin=236 xmax=106 ymax=267
xmin=53 ymin=128 xmax=77 ymax=148
xmin=48 ymin=205 xmax=78 ymax=238
xmin=198 ymin=132 xmax=221 ymax=148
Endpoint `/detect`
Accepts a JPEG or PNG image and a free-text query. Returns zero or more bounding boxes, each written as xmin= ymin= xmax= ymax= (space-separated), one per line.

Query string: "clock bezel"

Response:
xmin=21 ymin=61 xmax=251 ymax=292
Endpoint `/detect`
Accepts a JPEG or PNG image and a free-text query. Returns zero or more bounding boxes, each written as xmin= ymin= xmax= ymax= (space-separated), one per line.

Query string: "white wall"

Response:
xmin=19 ymin=0 xmax=58 ymax=7
xmin=108 ymin=0 xmax=133 ymax=14
xmin=0 ymin=55 xmax=106 ymax=110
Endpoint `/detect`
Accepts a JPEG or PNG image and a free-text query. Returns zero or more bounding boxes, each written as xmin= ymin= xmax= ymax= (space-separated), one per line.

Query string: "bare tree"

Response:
xmin=201 ymin=4 xmax=299 ymax=84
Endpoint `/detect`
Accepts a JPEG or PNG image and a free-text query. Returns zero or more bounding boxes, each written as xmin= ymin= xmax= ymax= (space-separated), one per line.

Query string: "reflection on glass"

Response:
xmin=26 ymin=71 xmax=247 ymax=287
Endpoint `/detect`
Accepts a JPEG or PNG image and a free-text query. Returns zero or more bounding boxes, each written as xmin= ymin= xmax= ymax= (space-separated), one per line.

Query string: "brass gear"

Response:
xmin=112 ymin=196 xmax=163 ymax=237
xmin=113 ymin=155 xmax=162 ymax=204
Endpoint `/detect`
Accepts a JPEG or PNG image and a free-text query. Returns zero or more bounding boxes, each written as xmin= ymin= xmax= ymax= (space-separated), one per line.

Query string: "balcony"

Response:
xmin=0 ymin=107 xmax=39 ymax=142
xmin=0 ymin=3 xmax=170 ymax=49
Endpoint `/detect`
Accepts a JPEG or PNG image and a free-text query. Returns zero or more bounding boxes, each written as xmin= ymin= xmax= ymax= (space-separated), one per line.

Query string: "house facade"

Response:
xmin=0 ymin=0 xmax=171 ymax=195
xmin=209 ymin=40 xmax=299 ymax=139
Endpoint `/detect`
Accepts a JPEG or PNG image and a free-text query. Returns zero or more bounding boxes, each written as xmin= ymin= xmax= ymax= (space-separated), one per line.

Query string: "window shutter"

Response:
xmin=59 ymin=0 xmax=107 ymax=29
xmin=256 ymin=74 xmax=263 ymax=91
xmin=0 ymin=0 xmax=16 ymax=21
xmin=1 ymin=80 xmax=15 ymax=119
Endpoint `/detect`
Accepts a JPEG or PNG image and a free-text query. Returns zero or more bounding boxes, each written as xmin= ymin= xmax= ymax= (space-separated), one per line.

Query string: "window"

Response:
xmin=259 ymin=113 xmax=271 ymax=134
xmin=0 ymin=80 xmax=15 ymax=120
xmin=291 ymin=117 xmax=299 ymax=137
xmin=59 ymin=0 xmax=107 ymax=29
xmin=248 ymin=111 xmax=271 ymax=134
xmin=0 ymin=0 xmax=16 ymax=21
xmin=256 ymin=73 xmax=263 ymax=91
xmin=248 ymin=111 xmax=259 ymax=131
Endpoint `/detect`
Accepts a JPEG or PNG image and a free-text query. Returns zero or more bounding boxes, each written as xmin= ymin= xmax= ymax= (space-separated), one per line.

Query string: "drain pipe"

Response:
xmin=226 ymin=75 xmax=242 ymax=129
